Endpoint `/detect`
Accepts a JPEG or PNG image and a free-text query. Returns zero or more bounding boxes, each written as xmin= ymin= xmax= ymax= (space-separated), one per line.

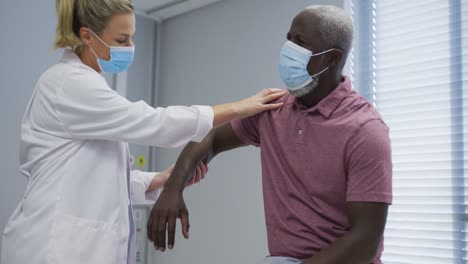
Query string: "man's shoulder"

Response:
xmin=267 ymin=92 xmax=294 ymax=109
xmin=340 ymin=92 xmax=386 ymax=124
xmin=251 ymin=92 xmax=293 ymax=120
xmin=321 ymin=92 xmax=388 ymax=145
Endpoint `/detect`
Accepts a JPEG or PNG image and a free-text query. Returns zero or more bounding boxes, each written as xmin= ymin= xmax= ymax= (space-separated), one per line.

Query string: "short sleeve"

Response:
xmin=55 ymin=69 xmax=213 ymax=148
xmin=345 ymin=119 xmax=393 ymax=204
xmin=230 ymin=114 xmax=261 ymax=147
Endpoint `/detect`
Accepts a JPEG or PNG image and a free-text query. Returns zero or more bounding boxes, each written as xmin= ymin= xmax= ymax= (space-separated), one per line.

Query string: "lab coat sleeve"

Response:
xmin=130 ymin=170 xmax=161 ymax=204
xmin=55 ymin=69 xmax=214 ymax=148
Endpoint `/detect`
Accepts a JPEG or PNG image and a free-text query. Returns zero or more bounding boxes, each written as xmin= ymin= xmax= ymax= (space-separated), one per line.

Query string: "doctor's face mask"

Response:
xmin=278 ymin=41 xmax=334 ymax=97
xmin=88 ymin=29 xmax=135 ymax=74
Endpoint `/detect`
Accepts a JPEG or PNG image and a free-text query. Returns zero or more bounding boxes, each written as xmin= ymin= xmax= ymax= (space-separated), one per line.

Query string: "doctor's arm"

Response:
xmin=55 ymin=72 xmax=285 ymax=148
xmin=147 ymin=123 xmax=245 ymax=251
xmin=211 ymin=88 xmax=286 ymax=127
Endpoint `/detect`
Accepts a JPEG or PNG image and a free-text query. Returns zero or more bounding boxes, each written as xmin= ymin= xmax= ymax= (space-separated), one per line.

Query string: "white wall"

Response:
xmin=0 ymin=1 xmax=157 ymax=258
xmin=153 ymin=0 xmax=344 ymax=263
xmin=0 ymin=0 xmax=60 ymax=253
xmin=127 ymin=16 xmax=157 ymax=172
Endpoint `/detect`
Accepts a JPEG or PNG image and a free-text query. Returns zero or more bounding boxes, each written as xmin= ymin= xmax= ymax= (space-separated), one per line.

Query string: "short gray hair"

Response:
xmin=305 ymin=5 xmax=353 ymax=55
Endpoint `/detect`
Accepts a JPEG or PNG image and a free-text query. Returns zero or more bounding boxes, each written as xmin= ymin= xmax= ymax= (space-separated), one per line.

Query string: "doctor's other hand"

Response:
xmin=185 ymin=162 xmax=208 ymax=187
xmin=147 ymin=186 xmax=189 ymax=252
xmin=234 ymin=88 xmax=287 ymax=119
xmin=147 ymin=163 xmax=208 ymax=193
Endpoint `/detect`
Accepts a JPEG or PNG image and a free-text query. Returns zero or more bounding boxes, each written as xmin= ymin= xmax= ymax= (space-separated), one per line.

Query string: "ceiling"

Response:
xmin=132 ymin=0 xmax=223 ymax=21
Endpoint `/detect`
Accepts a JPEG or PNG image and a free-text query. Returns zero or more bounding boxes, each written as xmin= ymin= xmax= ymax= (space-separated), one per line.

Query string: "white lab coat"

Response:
xmin=1 ymin=49 xmax=213 ymax=264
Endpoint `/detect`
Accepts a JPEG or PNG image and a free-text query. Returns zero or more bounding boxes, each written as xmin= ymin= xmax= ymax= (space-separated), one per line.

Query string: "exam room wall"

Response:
xmin=0 ymin=1 xmax=60 ymax=254
xmin=0 ymin=0 xmax=156 ymax=256
xmin=153 ymin=0 xmax=344 ymax=263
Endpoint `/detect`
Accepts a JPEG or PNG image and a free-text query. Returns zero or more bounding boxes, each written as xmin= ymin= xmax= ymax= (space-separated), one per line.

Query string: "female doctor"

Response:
xmin=0 ymin=0 xmax=286 ymax=263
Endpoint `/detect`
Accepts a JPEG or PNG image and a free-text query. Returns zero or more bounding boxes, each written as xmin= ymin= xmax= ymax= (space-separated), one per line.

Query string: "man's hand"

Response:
xmin=146 ymin=163 xmax=208 ymax=252
xmin=147 ymin=187 xmax=189 ymax=252
xmin=146 ymin=124 xmax=245 ymax=253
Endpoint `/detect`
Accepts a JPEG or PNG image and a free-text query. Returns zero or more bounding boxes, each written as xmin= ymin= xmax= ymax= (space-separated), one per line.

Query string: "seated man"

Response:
xmin=148 ymin=5 xmax=392 ymax=264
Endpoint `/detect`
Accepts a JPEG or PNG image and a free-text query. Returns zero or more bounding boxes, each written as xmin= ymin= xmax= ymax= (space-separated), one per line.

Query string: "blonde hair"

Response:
xmin=54 ymin=0 xmax=134 ymax=50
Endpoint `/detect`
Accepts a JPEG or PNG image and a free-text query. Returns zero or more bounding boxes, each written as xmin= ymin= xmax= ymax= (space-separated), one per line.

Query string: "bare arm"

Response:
xmin=302 ymin=202 xmax=388 ymax=264
xmin=303 ymin=119 xmax=392 ymax=263
xmin=147 ymin=123 xmax=245 ymax=251
xmin=164 ymin=123 xmax=245 ymax=190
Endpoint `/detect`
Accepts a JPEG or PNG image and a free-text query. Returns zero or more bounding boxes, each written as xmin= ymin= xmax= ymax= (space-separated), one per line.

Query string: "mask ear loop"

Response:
xmin=308 ymin=48 xmax=338 ymax=78
xmin=310 ymin=66 xmax=329 ymax=78
xmin=87 ymin=29 xmax=112 ymax=68
xmin=84 ymin=29 xmax=107 ymax=71
xmin=311 ymin=48 xmax=337 ymax=56
xmin=88 ymin=29 xmax=111 ymax=48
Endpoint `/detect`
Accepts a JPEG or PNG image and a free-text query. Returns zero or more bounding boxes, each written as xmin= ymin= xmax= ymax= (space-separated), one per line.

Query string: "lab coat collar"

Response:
xmin=60 ymin=49 xmax=84 ymax=65
xmin=60 ymin=49 xmax=103 ymax=76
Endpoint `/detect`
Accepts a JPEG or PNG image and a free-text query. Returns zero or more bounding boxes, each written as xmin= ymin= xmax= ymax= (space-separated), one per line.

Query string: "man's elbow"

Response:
xmin=352 ymin=232 xmax=382 ymax=262
xmin=361 ymin=238 xmax=380 ymax=262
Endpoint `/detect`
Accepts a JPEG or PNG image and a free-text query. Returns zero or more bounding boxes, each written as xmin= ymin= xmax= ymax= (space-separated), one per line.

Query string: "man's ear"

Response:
xmin=79 ymin=27 xmax=92 ymax=46
xmin=328 ymin=49 xmax=343 ymax=68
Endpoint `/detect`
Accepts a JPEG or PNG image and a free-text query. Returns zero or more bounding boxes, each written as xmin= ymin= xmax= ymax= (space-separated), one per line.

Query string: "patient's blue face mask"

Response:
xmin=279 ymin=41 xmax=334 ymax=90
xmin=89 ymin=29 xmax=135 ymax=74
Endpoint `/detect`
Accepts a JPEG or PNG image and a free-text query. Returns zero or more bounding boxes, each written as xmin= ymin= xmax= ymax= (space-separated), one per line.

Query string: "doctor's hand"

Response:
xmin=185 ymin=162 xmax=208 ymax=187
xmin=235 ymin=88 xmax=287 ymax=119
xmin=147 ymin=163 xmax=208 ymax=192
xmin=147 ymin=187 xmax=189 ymax=252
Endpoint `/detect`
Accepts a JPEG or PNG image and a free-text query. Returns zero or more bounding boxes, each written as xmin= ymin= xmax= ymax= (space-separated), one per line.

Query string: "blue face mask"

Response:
xmin=278 ymin=41 xmax=333 ymax=90
xmin=89 ymin=30 xmax=135 ymax=73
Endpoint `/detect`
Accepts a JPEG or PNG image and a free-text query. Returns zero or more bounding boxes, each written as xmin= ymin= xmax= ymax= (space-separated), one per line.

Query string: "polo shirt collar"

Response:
xmin=293 ymin=76 xmax=352 ymax=119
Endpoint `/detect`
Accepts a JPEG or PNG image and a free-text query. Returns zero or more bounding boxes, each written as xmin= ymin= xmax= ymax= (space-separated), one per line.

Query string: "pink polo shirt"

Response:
xmin=231 ymin=76 xmax=392 ymax=263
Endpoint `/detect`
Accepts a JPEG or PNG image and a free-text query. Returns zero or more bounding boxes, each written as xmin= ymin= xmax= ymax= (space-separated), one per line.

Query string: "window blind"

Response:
xmin=347 ymin=0 xmax=468 ymax=263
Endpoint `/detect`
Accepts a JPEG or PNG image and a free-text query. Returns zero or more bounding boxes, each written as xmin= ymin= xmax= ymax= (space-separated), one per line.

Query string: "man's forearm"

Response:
xmin=302 ymin=230 xmax=380 ymax=264
xmin=163 ymin=136 xmax=216 ymax=192
xmin=303 ymin=202 xmax=388 ymax=264
xmin=162 ymin=123 xmax=246 ymax=192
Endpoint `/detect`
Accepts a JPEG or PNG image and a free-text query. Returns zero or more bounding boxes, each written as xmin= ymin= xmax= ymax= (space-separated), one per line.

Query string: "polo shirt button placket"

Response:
xmin=299 ymin=112 xmax=308 ymax=137
xmin=296 ymin=127 xmax=304 ymax=146
xmin=297 ymin=113 xmax=306 ymax=145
